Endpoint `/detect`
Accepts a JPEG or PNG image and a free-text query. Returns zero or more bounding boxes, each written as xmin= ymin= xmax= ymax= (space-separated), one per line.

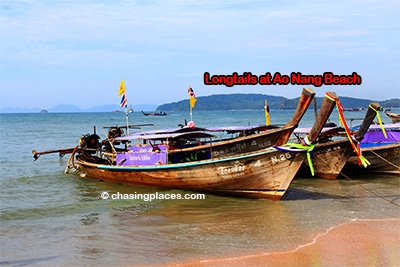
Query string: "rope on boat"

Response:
xmin=274 ymin=143 xmax=315 ymax=176
xmin=340 ymin=171 xmax=400 ymax=208
xmin=368 ymin=150 xmax=400 ymax=170
xmin=64 ymin=146 xmax=79 ymax=174
xmin=313 ymin=153 xmax=400 ymax=208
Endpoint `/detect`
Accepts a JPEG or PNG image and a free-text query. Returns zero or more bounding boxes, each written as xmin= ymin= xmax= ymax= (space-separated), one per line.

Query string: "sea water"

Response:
xmin=0 ymin=109 xmax=399 ymax=266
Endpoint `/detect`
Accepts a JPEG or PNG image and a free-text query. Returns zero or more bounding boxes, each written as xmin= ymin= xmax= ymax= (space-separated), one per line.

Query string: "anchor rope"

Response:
xmin=368 ymin=149 xmax=400 ymax=170
xmin=313 ymin=153 xmax=400 ymax=208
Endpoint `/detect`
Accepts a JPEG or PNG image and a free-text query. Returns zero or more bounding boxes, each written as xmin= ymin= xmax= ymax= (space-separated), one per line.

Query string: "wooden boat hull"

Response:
xmin=76 ymin=148 xmax=305 ymax=200
xmin=68 ymin=88 xmax=336 ymax=200
xmin=174 ymin=126 xmax=295 ymax=160
xmin=298 ymin=139 xmax=355 ymax=179
xmin=385 ymin=111 xmax=400 ymax=123
xmin=115 ymin=87 xmax=316 ymax=161
xmin=343 ymin=143 xmax=400 ymax=176
xmin=209 ymin=88 xmax=316 ymax=153
xmin=296 ymin=102 xmax=381 ymax=179
xmin=102 ymin=126 xmax=295 ymax=164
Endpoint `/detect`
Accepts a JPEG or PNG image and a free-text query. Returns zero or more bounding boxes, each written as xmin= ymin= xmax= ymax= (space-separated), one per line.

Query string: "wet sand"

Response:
xmin=170 ymin=218 xmax=399 ymax=267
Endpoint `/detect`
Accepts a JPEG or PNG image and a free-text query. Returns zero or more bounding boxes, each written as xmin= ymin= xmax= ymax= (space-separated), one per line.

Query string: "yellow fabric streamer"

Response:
xmin=324 ymin=92 xmax=370 ymax=168
xmin=283 ymin=143 xmax=315 ymax=176
xmin=369 ymin=104 xmax=387 ymax=138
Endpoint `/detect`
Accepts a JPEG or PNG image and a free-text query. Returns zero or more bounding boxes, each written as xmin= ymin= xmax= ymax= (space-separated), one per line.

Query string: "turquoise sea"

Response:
xmin=0 ymin=108 xmax=399 ymax=266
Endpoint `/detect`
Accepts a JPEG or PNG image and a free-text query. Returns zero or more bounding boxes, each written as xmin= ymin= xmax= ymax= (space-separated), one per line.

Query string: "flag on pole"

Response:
xmin=118 ymin=79 xmax=126 ymax=96
xmin=119 ymin=79 xmax=127 ymax=107
xmin=188 ymin=85 xmax=197 ymax=108
xmin=120 ymin=94 xmax=127 ymax=107
xmin=264 ymin=100 xmax=270 ymax=126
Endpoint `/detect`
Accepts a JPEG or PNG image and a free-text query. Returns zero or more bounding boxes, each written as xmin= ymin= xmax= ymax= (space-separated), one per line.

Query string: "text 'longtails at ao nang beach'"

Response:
xmin=203 ymin=71 xmax=362 ymax=87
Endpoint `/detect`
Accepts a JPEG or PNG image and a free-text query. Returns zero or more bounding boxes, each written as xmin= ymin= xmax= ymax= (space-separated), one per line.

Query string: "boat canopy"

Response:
xmin=361 ymin=123 xmax=400 ymax=144
xmin=206 ymin=125 xmax=279 ymax=133
xmin=362 ymin=130 xmax=400 ymax=144
xmin=119 ymin=124 xmax=279 ymax=140
xmin=362 ymin=123 xmax=400 ymax=131
xmin=124 ymin=126 xmax=209 ymax=136
xmin=293 ymin=127 xmax=342 ymax=135
xmin=115 ymin=131 xmax=216 ymax=141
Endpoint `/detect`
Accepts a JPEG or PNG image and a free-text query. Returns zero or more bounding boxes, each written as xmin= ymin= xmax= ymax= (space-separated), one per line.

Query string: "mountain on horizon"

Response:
xmin=1 ymin=94 xmax=399 ymax=113
xmin=0 ymin=104 xmax=158 ymax=113
xmin=157 ymin=93 xmax=400 ymax=111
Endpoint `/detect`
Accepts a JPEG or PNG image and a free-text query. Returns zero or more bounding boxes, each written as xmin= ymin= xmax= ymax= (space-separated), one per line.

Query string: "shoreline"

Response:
xmin=168 ymin=218 xmax=399 ymax=267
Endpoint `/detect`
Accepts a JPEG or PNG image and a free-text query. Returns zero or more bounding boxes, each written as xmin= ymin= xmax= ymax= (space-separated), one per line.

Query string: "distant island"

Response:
xmin=1 ymin=94 xmax=399 ymax=113
xmin=157 ymin=93 xmax=400 ymax=111
xmin=0 ymin=104 xmax=158 ymax=113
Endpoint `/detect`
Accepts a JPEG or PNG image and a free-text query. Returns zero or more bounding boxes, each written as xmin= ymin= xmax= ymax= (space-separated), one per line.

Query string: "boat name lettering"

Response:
xmin=213 ymin=144 xmax=246 ymax=157
xmin=230 ymin=143 xmax=246 ymax=153
xmin=218 ymin=161 xmax=246 ymax=176
xmin=129 ymin=154 xmax=151 ymax=161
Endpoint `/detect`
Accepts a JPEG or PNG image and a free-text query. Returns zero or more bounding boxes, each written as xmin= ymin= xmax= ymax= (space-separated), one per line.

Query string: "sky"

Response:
xmin=0 ymin=0 xmax=399 ymax=110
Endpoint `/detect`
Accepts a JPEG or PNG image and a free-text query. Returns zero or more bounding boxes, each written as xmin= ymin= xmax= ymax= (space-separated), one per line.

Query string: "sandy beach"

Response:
xmin=170 ymin=218 xmax=400 ymax=267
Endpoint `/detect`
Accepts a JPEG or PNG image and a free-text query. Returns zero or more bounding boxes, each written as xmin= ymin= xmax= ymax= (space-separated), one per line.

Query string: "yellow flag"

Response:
xmin=264 ymin=100 xmax=270 ymax=126
xmin=118 ymin=79 xmax=125 ymax=96
xmin=188 ymin=86 xmax=197 ymax=108
xmin=190 ymin=95 xmax=197 ymax=108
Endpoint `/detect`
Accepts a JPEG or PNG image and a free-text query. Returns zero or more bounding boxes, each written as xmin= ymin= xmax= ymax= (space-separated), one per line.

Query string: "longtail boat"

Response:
xmin=113 ymin=87 xmax=316 ymax=160
xmin=141 ymin=110 xmax=167 ymax=116
xmin=343 ymin=123 xmax=400 ymax=176
xmin=385 ymin=111 xmax=400 ymax=123
xmin=291 ymin=100 xmax=381 ymax=179
xmin=33 ymin=88 xmax=316 ymax=162
xmin=63 ymin=92 xmax=337 ymax=199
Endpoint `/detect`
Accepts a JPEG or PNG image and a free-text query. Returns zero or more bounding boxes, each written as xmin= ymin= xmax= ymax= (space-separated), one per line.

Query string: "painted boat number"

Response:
xmin=271 ymin=153 xmax=292 ymax=163
xmin=251 ymin=140 xmax=272 ymax=149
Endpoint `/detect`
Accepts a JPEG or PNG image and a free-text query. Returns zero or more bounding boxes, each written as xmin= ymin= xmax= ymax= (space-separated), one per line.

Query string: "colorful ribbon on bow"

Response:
xmin=324 ymin=93 xmax=370 ymax=168
xmin=278 ymin=143 xmax=315 ymax=176
xmin=369 ymin=104 xmax=387 ymax=138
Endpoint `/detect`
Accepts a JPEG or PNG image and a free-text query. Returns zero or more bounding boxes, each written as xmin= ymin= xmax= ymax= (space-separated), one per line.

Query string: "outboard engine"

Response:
xmin=80 ymin=133 xmax=101 ymax=154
